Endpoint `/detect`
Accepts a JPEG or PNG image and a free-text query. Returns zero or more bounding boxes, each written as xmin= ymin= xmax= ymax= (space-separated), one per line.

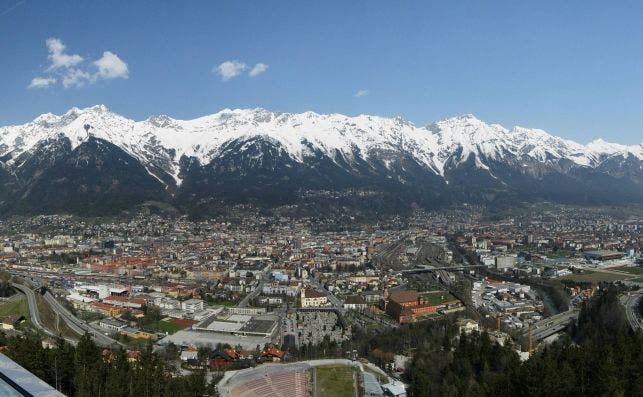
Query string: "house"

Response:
xmin=456 ymin=319 xmax=479 ymax=335
xmin=1 ymin=315 xmax=24 ymax=330
xmin=180 ymin=348 xmax=198 ymax=362
xmin=261 ymin=345 xmax=284 ymax=362
xmin=90 ymin=302 xmax=123 ymax=317
xmin=120 ymin=327 xmax=156 ymax=340
xmin=382 ymin=380 xmax=407 ymax=397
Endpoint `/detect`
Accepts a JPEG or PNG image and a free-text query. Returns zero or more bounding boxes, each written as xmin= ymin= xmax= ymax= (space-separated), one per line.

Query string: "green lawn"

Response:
xmin=420 ymin=291 xmax=457 ymax=305
xmin=562 ymin=271 xmax=632 ymax=283
xmin=0 ymin=297 xmax=32 ymax=329
xmin=315 ymin=365 xmax=355 ymax=397
xmin=611 ymin=266 xmax=643 ymax=275
xmin=147 ymin=319 xmax=186 ymax=334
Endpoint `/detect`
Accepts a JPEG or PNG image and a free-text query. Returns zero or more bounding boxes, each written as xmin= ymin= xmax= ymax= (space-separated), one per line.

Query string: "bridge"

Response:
xmin=400 ymin=264 xmax=488 ymax=274
xmin=522 ymin=310 xmax=579 ymax=342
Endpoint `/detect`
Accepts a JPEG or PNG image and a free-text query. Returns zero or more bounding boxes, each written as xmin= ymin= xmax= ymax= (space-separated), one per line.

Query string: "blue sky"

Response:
xmin=1 ymin=1 xmax=643 ymax=144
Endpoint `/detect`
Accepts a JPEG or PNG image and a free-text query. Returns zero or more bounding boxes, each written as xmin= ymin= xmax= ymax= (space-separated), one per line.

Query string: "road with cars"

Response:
xmin=12 ymin=275 xmax=120 ymax=348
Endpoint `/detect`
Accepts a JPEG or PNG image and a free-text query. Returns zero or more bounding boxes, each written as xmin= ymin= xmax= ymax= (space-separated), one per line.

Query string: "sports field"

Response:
xmin=561 ymin=270 xmax=633 ymax=283
xmin=420 ymin=291 xmax=457 ymax=305
xmin=315 ymin=365 xmax=355 ymax=397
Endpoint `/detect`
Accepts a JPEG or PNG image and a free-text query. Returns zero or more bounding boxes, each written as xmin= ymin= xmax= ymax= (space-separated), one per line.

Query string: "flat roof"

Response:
xmin=158 ymin=330 xmax=272 ymax=350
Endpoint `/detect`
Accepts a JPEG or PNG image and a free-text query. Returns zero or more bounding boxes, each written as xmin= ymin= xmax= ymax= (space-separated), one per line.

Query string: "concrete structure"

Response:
xmin=0 ymin=353 xmax=65 ymax=396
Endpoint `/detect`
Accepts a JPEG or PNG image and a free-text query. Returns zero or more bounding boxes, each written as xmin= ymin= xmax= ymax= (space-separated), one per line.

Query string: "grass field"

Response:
xmin=0 ymin=297 xmax=31 ymax=328
xmin=147 ymin=318 xmax=187 ymax=334
xmin=420 ymin=291 xmax=457 ymax=305
xmin=561 ymin=271 xmax=633 ymax=283
xmin=315 ymin=365 xmax=355 ymax=397
xmin=610 ymin=266 xmax=643 ymax=275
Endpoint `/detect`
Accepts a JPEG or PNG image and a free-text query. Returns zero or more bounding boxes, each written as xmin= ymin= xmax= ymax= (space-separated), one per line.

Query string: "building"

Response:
xmin=181 ymin=298 xmax=205 ymax=313
xmin=382 ymin=380 xmax=407 ymax=397
xmin=1 ymin=315 xmax=23 ymax=330
xmin=99 ymin=317 xmax=127 ymax=332
xmin=583 ymin=250 xmax=625 ymax=261
xmin=456 ymin=319 xmax=479 ymax=335
xmin=343 ymin=295 xmax=368 ymax=310
xmin=300 ymin=287 xmax=328 ymax=308
xmin=495 ymin=255 xmax=516 ymax=270
xmin=385 ymin=290 xmax=461 ymax=324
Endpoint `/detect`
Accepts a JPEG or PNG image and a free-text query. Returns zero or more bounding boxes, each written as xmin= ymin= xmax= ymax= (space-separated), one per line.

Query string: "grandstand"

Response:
xmin=219 ymin=362 xmax=312 ymax=397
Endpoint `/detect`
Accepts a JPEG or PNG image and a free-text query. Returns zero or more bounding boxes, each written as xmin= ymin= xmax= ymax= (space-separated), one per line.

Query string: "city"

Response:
xmin=0 ymin=204 xmax=640 ymax=395
xmin=2 ymin=2 xmax=643 ymax=396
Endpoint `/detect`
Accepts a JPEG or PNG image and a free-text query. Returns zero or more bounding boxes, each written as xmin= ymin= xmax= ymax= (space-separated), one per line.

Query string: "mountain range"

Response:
xmin=1 ymin=105 xmax=641 ymax=217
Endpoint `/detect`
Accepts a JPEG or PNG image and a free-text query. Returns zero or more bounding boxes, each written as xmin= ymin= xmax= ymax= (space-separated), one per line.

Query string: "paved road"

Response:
xmin=237 ymin=280 xmax=264 ymax=308
xmin=42 ymin=289 xmax=120 ymax=347
xmin=523 ymin=309 xmax=579 ymax=342
xmin=622 ymin=292 xmax=642 ymax=332
xmin=11 ymin=283 xmax=78 ymax=346
xmin=14 ymin=276 xmax=120 ymax=348
xmin=308 ymin=279 xmax=343 ymax=308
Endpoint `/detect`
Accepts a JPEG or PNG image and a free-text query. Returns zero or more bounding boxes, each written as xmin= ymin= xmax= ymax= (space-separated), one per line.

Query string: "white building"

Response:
xmin=181 ymin=298 xmax=204 ymax=313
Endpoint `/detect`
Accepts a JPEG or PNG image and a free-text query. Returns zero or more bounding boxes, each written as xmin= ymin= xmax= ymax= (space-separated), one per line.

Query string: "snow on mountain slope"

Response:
xmin=1 ymin=105 xmax=640 ymax=186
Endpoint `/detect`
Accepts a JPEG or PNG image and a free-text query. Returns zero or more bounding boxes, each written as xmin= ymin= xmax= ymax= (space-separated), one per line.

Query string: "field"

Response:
xmin=147 ymin=318 xmax=189 ymax=334
xmin=610 ymin=266 xmax=643 ymax=276
xmin=561 ymin=270 xmax=633 ymax=283
xmin=315 ymin=365 xmax=356 ymax=397
xmin=420 ymin=291 xmax=457 ymax=305
xmin=0 ymin=297 xmax=31 ymax=328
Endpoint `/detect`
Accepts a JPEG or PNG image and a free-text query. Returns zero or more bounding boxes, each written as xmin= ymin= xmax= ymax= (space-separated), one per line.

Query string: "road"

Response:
xmin=41 ymin=289 xmax=120 ymax=347
xmin=11 ymin=283 xmax=78 ymax=346
xmin=237 ymin=280 xmax=264 ymax=308
xmin=308 ymin=278 xmax=343 ymax=308
xmin=621 ymin=292 xmax=642 ymax=332
xmin=523 ymin=309 xmax=579 ymax=342
xmin=14 ymin=276 xmax=120 ymax=348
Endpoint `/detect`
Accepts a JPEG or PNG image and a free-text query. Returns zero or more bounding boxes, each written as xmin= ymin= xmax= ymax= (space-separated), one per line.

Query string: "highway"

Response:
xmin=13 ymin=276 xmax=121 ymax=348
xmin=522 ymin=309 xmax=579 ymax=342
xmin=621 ymin=292 xmax=642 ymax=332
xmin=11 ymin=283 xmax=79 ymax=346
xmin=41 ymin=289 xmax=120 ymax=347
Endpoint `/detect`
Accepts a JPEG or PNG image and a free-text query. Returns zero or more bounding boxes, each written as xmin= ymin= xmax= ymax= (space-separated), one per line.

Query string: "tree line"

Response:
xmin=0 ymin=333 xmax=218 ymax=397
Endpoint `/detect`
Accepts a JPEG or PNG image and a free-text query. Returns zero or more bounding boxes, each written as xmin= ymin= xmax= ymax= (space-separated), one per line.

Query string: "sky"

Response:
xmin=1 ymin=1 xmax=643 ymax=144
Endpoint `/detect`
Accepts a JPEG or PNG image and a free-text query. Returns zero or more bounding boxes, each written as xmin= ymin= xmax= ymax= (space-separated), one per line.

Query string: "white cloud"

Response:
xmin=215 ymin=60 xmax=248 ymax=81
xmin=94 ymin=51 xmax=129 ymax=79
xmin=28 ymin=77 xmax=56 ymax=89
xmin=354 ymin=89 xmax=370 ymax=98
xmin=46 ymin=37 xmax=83 ymax=70
xmin=248 ymin=63 xmax=268 ymax=77
xmin=62 ymin=68 xmax=92 ymax=88
xmin=30 ymin=38 xmax=129 ymax=89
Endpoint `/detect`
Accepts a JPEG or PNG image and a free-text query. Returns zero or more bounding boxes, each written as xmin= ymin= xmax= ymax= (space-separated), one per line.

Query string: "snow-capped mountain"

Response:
xmin=0 ymin=105 xmax=641 ymax=216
